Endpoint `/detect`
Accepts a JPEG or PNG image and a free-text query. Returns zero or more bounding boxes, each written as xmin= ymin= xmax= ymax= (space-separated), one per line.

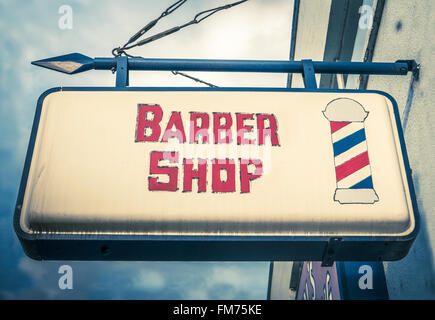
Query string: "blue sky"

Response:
xmin=0 ymin=0 xmax=292 ymax=299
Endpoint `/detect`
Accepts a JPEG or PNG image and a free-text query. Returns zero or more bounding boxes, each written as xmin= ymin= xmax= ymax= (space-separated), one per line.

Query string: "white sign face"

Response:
xmin=19 ymin=90 xmax=416 ymax=238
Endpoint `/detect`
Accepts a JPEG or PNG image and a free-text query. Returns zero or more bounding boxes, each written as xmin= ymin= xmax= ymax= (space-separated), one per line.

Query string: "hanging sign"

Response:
xmin=14 ymin=88 xmax=418 ymax=261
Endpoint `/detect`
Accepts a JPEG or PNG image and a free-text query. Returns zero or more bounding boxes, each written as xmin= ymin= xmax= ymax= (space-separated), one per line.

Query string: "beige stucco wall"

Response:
xmin=366 ymin=0 xmax=435 ymax=299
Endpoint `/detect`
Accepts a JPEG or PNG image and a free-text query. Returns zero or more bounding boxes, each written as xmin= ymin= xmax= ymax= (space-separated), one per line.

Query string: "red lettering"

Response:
xmin=183 ymin=158 xmax=207 ymax=192
xmin=240 ymin=159 xmax=263 ymax=193
xmin=212 ymin=159 xmax=236 ymax=193
xmin=213 ymin=113 xmax=233 ymax=144
xmin=148 ymin=152 xmax=179 ymax=191
xmin=161 ymin=112 xmax=186 ymax=143
xmin=190 ymin=112 xmax=210 ymax=144
xmin=257 ymin=114 xmax=280 ymax=146
xmin=236 ymin=113 xmax=255 ymax=145
xmin=135 ymin=104 xmax=163 ymax=142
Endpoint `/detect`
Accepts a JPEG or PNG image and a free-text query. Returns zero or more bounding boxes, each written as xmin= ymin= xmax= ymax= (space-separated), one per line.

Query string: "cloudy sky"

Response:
xmin=0 ymin=0 xmax=293 ymax=299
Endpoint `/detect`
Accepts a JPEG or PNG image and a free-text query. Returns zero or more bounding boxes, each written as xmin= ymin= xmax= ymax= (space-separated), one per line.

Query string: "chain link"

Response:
xmin=112 ymin=0 xmax=248 ymax=86
xmin=172 ymin=71 xmax=219 ymax=87
xmin=112 ymin=0 xmax=248 ymax=55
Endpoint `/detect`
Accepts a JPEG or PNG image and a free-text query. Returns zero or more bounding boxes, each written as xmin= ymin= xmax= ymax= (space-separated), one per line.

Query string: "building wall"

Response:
xmin=292 ymin=0 xmax=332 ymax=87
xmin=268 ymin=262 xmax=296 ymax=300
xmin=366 ymin=0 xmax=435 ymax=299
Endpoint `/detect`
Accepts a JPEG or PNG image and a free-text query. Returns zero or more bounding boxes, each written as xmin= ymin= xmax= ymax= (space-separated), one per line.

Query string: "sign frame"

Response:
xmin=13 ymin=86 xmax=419 ymax=262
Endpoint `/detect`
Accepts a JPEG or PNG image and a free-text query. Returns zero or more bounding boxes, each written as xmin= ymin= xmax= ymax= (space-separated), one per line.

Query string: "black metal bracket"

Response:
xmin=396 ymin=59 xmax=420 ymax=81
xmin=115 ymin=56 xmax=129 ymax=87
xmin=302 ymin=59 xmax=318 ymax=89
xmin=321 ymin=237 xmax=342 ymax=267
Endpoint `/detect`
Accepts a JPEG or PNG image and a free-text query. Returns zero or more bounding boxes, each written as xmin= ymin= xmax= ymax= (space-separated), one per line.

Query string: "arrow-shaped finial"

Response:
xmin=31 ymin=53 xmax=94 ymax=74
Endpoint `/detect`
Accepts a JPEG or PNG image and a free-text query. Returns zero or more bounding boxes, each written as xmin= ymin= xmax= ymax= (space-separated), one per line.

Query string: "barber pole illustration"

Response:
xmin=323 ymin=98 xmax=379 ymax=204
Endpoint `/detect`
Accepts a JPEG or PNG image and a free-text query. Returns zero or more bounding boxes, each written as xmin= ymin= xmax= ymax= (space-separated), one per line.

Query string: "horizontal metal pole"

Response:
xmin=94 ymin=58 xmax=410 ymax=75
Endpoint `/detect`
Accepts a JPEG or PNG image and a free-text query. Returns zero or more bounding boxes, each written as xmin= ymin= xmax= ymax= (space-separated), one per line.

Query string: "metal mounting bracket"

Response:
xmin=321 ymin=237 xmax=342 ymax=267
xmin=115 ymin=56 xmax=129 ymax=87
xmin=301 ymin=59 xmax=317 ymax=89
xmin=396 ymin=59 xmax=420 ymax=81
